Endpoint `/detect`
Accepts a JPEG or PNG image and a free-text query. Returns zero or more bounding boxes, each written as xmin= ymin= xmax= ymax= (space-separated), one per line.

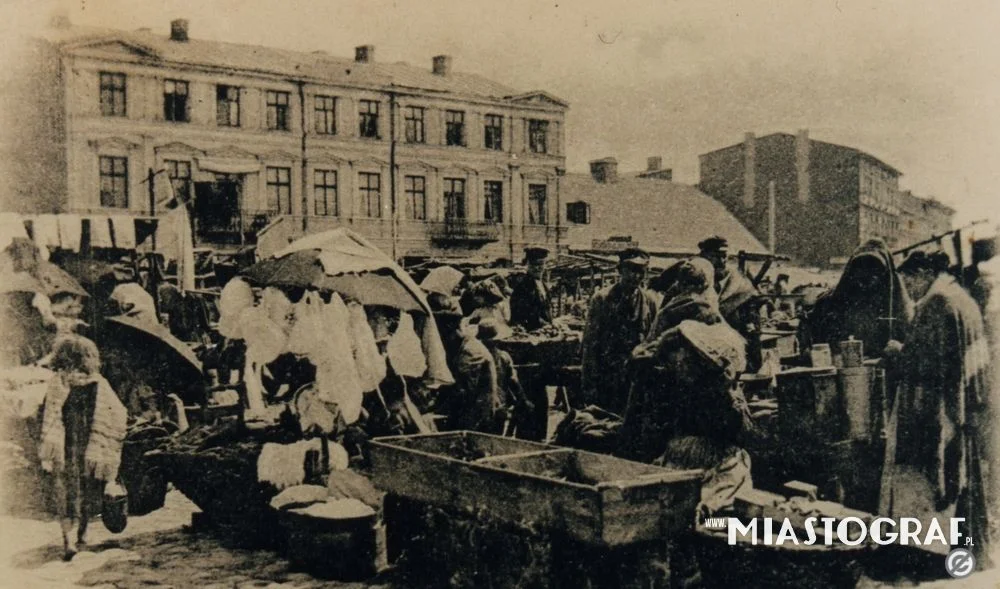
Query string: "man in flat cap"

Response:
xmin=510 ymin=247 xmax=552 ymax=331
xmin=581 ymin=247 xmax=658 ymax=415
xmin=698 ymin=235 xmax=759 ymax=336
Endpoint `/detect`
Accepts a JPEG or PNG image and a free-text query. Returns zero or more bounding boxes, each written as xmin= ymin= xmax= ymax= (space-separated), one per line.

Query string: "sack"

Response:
xmin=102 ymin=482 xmax=129 ymax=533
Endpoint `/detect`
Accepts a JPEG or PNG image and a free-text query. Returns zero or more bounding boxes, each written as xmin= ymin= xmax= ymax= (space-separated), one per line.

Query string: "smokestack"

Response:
xmin=432 ymin=55 xmax=452 ymax=76
xmin=589 ymin=158 xmax=618 ymax=184
xmin=355 ymin=45 xmax=374 ymax=63
xmin=170 ymin=19 xmax=189 ymax=42
xmin=743 ymin=132 xmax=756 ymax=207
xmin=646 ymin=156 xmax=662 ymax=172
xmin=795 ymin=129 xmax=810 ymax=202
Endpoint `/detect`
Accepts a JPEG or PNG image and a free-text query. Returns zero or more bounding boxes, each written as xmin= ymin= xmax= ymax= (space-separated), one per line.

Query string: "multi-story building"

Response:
xmin=898 ymin=190 xmax=955 ymax=249
xmin=5 ymin=18 xmax=569 ymax=260
xmin=699 ymin=130 xmax=909 ymax=267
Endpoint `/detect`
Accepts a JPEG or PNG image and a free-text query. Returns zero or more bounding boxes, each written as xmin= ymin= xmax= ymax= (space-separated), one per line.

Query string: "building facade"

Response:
xmin=698 ymin=130 xmax=950 ymax=267
xmin=898 ymin=190 xmax=956 ymax=250
xmin=7 ymin=19 xmax=569 ymax=261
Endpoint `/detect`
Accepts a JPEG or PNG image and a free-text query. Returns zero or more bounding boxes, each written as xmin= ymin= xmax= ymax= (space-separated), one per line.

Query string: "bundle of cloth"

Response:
xmin=552 ymin=405 xmax=622 ymax=455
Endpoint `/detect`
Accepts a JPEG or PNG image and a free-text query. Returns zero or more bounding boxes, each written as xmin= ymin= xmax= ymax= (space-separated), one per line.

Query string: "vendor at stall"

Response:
xmin=510 ymin=247 xmax=551 ymax=331
xmin=800 ymin=238 xmax=912 ymax=361
xmin=697 ymin=236 xmax=758 ymax=332
xmin=580 ymin=248 xmax=657 ymax=415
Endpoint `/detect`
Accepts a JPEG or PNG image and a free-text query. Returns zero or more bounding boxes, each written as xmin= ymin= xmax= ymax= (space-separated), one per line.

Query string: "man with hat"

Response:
xmin=698 ymin=234 xmax=759 ymax=336
xmin=431 ymin=296 xmax=502 ymax=433
xmin=581 ymin=247 xmax=658 ymax=415
xmin=510 ymin=247 xmax=552 ymax=331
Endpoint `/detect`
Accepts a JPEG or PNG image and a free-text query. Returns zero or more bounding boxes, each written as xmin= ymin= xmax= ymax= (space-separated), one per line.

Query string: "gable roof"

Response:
xmin=40 ymin=25 xmax=561 ymax=107
xmin=562 ymin=173 xmax=768 ymax=256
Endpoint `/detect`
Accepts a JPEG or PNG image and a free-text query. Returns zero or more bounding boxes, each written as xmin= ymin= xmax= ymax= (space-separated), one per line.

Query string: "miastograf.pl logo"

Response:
xmin=708 ymin=516 xmax=967 ymax=548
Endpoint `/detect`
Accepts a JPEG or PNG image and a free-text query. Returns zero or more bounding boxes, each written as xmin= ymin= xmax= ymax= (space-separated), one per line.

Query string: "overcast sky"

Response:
xmin=4 ymin=0 xmax=997 ymax=226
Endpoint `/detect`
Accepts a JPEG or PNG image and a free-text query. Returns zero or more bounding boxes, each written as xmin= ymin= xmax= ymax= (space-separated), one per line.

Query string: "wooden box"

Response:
xmin=369 ymin=431 xmax=702 ymax=547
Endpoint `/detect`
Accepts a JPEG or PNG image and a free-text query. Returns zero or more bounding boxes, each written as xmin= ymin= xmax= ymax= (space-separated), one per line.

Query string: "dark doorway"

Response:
xmin=193 ymin=177 xmax=242 ymax=244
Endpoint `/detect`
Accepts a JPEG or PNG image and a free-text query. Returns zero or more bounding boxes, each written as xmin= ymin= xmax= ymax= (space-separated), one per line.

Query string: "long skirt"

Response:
xmin=53 ymin=384 xmax=103 ymax=523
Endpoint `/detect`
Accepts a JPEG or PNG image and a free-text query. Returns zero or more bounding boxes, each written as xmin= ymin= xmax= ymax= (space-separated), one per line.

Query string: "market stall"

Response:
xmin=147 ymin=228 xmax=453 ymax=576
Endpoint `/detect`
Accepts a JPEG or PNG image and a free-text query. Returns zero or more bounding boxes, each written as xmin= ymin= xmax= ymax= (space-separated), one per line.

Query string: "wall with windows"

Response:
xmin=44 ymin=36 xmax=567 ymax=260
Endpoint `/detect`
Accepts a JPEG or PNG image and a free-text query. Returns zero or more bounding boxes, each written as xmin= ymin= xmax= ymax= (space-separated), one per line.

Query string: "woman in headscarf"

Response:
xmin=642 ymin=257 xmax=723 ymax=346
xmin=38 ymin=335 xmax=128 ymax=560
xmin=618 ymin=257 xmax=753 ymax=518
xmin=801 ymin=238 xmax=912 ymax=360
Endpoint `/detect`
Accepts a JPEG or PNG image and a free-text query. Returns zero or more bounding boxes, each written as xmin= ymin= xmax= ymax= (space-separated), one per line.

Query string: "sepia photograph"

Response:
xmin=0 ymin=0 xmax=997 ymax=587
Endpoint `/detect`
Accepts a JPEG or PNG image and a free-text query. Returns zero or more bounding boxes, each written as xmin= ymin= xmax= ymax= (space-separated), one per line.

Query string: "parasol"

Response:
xmin=98 ymin=314 xmax=204 ymax=402
xmin=243 ymin=229 xmax=432 ymax=314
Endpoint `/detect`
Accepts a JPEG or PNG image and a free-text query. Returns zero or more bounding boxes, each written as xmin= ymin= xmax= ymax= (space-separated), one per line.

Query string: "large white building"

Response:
xmin=5 ymin=17 xmax=570 ymax=260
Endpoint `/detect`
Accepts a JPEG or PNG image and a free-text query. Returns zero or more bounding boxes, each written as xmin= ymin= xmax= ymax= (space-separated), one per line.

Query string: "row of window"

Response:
xmin=98 ymin=155 xmax=550 ymax=223
xmin=98 ymin=72 xmax=552 ymax=153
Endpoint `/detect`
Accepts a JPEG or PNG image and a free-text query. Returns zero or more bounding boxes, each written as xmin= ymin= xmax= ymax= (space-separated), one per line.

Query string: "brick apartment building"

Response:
xmin=698 ymin=130 xmax=953 ymax=267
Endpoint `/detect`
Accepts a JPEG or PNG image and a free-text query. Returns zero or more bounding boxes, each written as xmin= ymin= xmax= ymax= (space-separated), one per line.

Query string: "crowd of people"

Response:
xmin=4 ymin=222 xmax=999 ymax=572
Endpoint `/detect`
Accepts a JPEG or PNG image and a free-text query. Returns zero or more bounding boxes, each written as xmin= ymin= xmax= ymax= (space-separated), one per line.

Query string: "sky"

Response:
xmin=1 ymin=0 xmax=997 ymax=226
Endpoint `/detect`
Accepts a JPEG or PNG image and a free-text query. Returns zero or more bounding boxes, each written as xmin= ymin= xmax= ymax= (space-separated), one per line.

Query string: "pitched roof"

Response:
xmin=562 ymin=173 xmax=768 ymax=256
xmin=41 ymin=25 xmax=553 ymax=105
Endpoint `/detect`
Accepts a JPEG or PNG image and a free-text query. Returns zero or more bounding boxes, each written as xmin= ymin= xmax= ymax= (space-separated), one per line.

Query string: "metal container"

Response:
xmin=809 ymin=344 xmax=832 ymax=368
xmin=840 ymin=337 xmax=864 ymax=368
xmin=839 ymin=366 xmax=870 ymax=441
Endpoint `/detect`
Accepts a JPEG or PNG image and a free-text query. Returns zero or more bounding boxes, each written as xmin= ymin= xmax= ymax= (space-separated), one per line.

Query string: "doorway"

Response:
xmin=194 ymin=174 xmax=242 ymax=244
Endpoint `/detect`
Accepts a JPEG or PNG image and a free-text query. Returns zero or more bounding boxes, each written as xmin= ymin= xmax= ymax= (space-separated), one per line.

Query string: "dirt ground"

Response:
xmin=0 ymin=490 xmax=396 ymax=589
xmin=1 ymin=488 xmax=999 ymax=589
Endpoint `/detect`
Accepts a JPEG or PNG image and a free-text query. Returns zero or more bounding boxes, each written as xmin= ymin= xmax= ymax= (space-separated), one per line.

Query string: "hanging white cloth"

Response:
xmin=0 ymin=212 xmax=28 ymax=252
xmin=217 ymin=278 xmax=254 ymax=339
xmin=89 ymin=216 xmax=114 ymax=248
xmin=387 ymin=312 xmax=427 ymax=378
xmin=57 ymin=214 xmax=82 ymax=253
xmin=313 ymin=293 xmax=364 ymax=424
xmin=347 ymin=302 xmax=386 ymax=392
xmin=110 ymin=215 xmax=136 ymax=249
xmin=31 ymin=215 xmax=60 ymax=250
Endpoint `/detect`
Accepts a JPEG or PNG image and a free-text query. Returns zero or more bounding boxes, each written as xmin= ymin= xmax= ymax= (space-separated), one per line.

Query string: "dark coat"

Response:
xmin=509 ymin=274 xmax=551 ymax=331
xmin=581 ymin=282 xmax=658 ymax=415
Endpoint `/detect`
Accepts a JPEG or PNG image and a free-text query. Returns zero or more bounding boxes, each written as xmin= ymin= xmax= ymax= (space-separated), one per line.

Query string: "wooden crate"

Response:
xmin=369 ymin=431 xmax=702 ymax=547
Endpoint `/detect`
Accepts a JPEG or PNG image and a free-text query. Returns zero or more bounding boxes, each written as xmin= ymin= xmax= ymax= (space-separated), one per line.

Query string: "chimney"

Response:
xmin=589 ymin=158 xmax=618 ymax=184
xmin=50 ymin=14 xmax=71 ymax=29
xmin=795 ymin=129 xmax=810 ymax=202
xmin=355 ymin=45 xmax=374 ymax=63
xmin=743 ymin=132 xmax=756 ymax=207
xmin=646 ymin=156 xmax=662 ymax=172
xmin=170 ymin=19 xmax=189 ymax=42
xmin=432 ymin=55 xmax=452 ymax=76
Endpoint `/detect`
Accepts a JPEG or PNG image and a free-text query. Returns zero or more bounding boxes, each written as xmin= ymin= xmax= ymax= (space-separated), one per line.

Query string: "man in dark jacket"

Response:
xmin=510 ymin=247 xmax=551 ymax=331
xmin=580 ymin=248 xmax=657 ymax=415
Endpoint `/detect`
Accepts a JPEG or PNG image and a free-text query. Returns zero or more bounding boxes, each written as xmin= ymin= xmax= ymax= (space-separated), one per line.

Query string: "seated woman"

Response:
xmin=619 ymin=258 xmax=753 ymax=516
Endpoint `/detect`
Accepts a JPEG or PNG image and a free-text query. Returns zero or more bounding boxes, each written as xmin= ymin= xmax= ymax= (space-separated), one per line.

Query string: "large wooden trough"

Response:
xmin=369 ymin=431 xmax=703 ymax=547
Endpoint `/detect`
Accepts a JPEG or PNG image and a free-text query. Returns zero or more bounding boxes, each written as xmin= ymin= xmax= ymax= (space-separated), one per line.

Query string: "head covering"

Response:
xmin=646 ymin=258 xmax=722 ymax=342
xmin=477 ymin=319 xmax=513 ymax=342
xmin=698 ymin=235 xmax=729 ymax=254
xmin=430 ymin=295 xmax=464 ymax=318
xmin=524 ymin=247 xmax=549 ymax=264
xmin=618 ymin=247 xmax=650 ymax=268
xmin=811 ymin=238 xmax=912 ymax=354
xmin=51 ymin=334 xmax=102 ymax=375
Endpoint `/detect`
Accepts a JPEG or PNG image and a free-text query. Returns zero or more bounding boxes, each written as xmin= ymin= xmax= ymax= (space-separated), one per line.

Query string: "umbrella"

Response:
xmin=419 ymin=266 xmax=465 ymax=296
xmin=244 ymin=229 xmax=432 ymax=314
xmin=98 ymin=314 xmax=203 ymax=402
xmin=0 ymin=271 xmax=45 ymax=294
xmin=35 ymin=261 xmax=89 ymax=298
